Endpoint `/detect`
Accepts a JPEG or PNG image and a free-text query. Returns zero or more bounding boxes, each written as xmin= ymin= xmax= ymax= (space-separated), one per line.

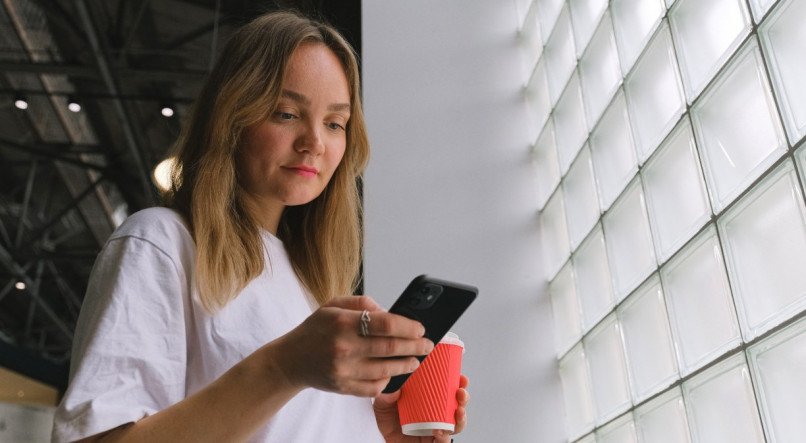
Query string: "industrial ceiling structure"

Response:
xmin=0 ymin=0 xmax=361 ymax=392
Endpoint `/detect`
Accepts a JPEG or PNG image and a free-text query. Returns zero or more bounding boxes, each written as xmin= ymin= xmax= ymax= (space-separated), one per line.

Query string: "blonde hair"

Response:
xmin=164 ymin=11 xmax=369 ymax=312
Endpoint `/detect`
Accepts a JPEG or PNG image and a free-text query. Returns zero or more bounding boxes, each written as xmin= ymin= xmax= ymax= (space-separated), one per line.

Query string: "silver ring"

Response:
xmin=359 ymin=310 xmax=371 ymax=337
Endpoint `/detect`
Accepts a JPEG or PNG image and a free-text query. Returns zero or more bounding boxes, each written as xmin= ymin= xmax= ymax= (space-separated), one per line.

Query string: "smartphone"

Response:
xmin=382 ymin=275 xmax=478 ymax=393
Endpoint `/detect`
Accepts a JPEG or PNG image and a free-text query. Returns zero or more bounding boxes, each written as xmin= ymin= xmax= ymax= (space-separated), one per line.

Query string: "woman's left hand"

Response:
xmin=373 ymin=374 xmax=469 ymax=443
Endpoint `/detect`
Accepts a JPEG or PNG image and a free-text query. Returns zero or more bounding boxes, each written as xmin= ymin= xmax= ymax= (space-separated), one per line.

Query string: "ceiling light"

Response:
xmin=15 ymin=281 xmax=25 ymax=290
xmin=161 ymin=105 xmax=175 ymax=118
xmin=152 ymin=157 xmax=177 ymax=192
xmin=67 ymin=97 xmax=81 ymax=113
xmin=14 ymin=95 xmax=28 ymax=110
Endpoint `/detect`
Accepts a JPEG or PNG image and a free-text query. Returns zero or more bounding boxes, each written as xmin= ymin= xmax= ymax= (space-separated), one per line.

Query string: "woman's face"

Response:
xmin=238 ymin=42 xmax=351 ymax=214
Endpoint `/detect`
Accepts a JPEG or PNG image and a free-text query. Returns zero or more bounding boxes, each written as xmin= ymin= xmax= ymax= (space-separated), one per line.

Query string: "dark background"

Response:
xmin=0 ymin=0 xmax=361 ymax=394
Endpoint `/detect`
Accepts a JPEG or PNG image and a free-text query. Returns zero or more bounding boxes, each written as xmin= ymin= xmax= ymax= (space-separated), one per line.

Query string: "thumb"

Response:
xmin=374 ymin=390 xmax=401 ymax=409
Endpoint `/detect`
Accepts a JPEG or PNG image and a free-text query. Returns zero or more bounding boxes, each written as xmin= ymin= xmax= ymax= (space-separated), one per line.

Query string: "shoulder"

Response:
xmin=105 ymin=207 xmax=195 ymax=266
xmin=111 ymin=207 xmax=191 ymax=244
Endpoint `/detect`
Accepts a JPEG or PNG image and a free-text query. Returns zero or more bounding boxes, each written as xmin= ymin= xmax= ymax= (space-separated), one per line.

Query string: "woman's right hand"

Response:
xmin=269 ymin=295 xmax=434 ymax=397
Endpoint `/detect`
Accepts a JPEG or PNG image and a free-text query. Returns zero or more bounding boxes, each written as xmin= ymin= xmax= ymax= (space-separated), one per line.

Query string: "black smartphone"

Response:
xmin=382 ymin=275 xmax=478 ymax=393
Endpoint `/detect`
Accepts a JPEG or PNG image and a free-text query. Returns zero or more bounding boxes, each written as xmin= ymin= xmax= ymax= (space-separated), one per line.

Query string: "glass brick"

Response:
xmin=610 ymin=0 xmax=665 ymax=74
xmin=759 ymin=0 xmax=806 ymax=145
xmin=532 ymin=120 xmax=561 ymax=211
xmin=691 ymin=39 xmax=788 ymax=213
xmin=544 ymin=5 xmax=577 ymax=106
xmin=578 ymin=434 xmax=596 ymax=443
xmin=569 ymin=0 xmax=608 ymax=57
xmin=624 ymin=22 xmax=686 ymax=163
xmin=550 ymin=262 xmax=583 ymax=356
xmin=563 ymin=146 xmax=600 ymax=250
xmin=641 ymin=118 xmax=712 ymax=263
xmin=798 ymin=143 xmax=806 ymax=187
xmin=618 ymin=276 xmax=678 ymax=403
xmin=589 ymin=90 xmax=638 ymax=211
xmin=747 ymin=317 xmax=806 ymax=443
xmin=520 ymin=0 xmax=543 ymax=78
xmin=540 ymin=188 xmax=571 ymax=280
xmin=584 ymin=314 xmax=632 ymax=424
xmin=717 ymin=160 xmax=806 ymax=341
xmin=634 ymin=388 xmax=692 ymax=443
xmin=579 ymin=12 xmax=622 ymax=129
xmin=669 ymin=0 xmax=751 ymax=101
xmin=573 ymin=225 xmax=616 ymax=332
xmin=749 ymin=0 xmax=777 ymax=22
xmin=537 ymin=0 xmax=566 ymax=41
xmin=603 ymin=179 xmax=657 ymax=300
xmin=559 ymin=343 xmax=596 ymax=440
xmin=526 ymin=58 xmax=552 ymax=139
xmin=682 ymin=353 xmax=765 ymax=443
xmin=596 ymin=412 xmax=637 ymax=443
xmin=554 ymin=73 xmax=589 ymax=175
xmin=660 ymin=226 xmax=741 ymax=376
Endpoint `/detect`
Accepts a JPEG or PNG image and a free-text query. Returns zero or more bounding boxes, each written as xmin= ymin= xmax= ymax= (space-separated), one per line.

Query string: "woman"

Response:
xmin=52 ymin=10 xmax=468 ymax=443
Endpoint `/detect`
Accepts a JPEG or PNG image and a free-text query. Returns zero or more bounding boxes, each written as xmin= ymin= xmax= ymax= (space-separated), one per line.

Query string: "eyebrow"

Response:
xmin=281 ymin=89 xmax=351 ymax=113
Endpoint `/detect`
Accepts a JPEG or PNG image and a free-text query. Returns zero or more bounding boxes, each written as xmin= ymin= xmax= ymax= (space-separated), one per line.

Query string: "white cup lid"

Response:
xmin=402 ymin=422 xmax=455 ymax=436
xmin=439 ymin=331 xmax=464 ymax=348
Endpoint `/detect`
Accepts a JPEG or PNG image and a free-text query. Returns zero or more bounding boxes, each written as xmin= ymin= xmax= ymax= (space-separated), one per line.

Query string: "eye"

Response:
xmin=276 ymin=112 xmax=296 ymax=121
xmin=327 ymin=122 xmax=346 ymax=131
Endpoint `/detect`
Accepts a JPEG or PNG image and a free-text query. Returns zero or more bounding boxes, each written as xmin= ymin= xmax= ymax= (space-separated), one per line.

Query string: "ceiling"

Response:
xmin=0 ymin=0 xmax=361 ymax=391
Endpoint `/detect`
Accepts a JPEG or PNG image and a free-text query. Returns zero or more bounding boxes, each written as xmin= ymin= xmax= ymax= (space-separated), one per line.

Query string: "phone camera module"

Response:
xmin=410 ymin=283 xmax=443 ymax=309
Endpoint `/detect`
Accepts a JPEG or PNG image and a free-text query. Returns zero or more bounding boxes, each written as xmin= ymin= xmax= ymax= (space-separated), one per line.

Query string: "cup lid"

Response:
xmin=439 ymin=331 xmax=464 ymax=348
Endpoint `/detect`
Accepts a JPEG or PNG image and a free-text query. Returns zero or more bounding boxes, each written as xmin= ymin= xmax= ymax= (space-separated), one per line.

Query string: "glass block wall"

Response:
xmin=522 ymin=0 xmax=806 ymax=441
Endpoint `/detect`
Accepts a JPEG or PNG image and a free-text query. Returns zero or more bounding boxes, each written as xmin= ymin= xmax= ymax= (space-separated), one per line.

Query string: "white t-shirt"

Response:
xmin=52 ymin=207 xmax=384 ymax=443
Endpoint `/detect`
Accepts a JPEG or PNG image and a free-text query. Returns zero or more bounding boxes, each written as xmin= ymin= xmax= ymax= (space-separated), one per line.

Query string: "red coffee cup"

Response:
xmin=397 ymin=332 xmax=464 ymax=436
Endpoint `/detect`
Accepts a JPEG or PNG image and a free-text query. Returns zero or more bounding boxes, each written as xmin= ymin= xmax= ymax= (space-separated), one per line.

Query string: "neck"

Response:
xmin=242 ymin=194 xmax=285 ymax=235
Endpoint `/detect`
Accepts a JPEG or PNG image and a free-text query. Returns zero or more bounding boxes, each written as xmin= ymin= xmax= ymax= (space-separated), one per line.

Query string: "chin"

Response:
xmin=284 ymin=193 xmax=324 ymax=207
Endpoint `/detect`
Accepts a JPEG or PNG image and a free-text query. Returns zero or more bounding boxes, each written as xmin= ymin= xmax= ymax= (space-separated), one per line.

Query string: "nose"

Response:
xmin=294 ymin=122 xmax=325 ymax=156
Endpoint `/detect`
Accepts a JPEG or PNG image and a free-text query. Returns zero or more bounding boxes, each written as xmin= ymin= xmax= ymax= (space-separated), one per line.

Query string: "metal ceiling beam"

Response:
xmin=118 ymin=0 xmax=152 ymax=63
xmin=74 ymin=0 xmax=155 ymax=207
xmin=0 ymin=87 xmax=196 ymax=103
xmin=23 ymin=176 xmax=105 ymax=248
xmin=0 ymin=243 xmax=73 ymax=341
xmin=0 ymin=60 xmax=208 ymax=82
xmin=0 ymin=279 xmax=17 ymax=304
xmin=44 ymin=260 xmax=81 ymax=318
xmin=160 ymin=19 xmax=221 ymax=53
xmin=14 ymin=160 xmax=36 ymax=249
xmin=0 ymin=60 xmax=97 ymax=77
xmin=17 ymin=141 xmax=100 ymax=154
xmin=0 ymin=138 xmax=107 ymax=173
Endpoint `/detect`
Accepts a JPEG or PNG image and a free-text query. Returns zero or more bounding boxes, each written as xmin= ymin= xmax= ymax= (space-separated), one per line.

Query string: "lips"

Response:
xmin=286 ymin=165 xmax=319 ymax=177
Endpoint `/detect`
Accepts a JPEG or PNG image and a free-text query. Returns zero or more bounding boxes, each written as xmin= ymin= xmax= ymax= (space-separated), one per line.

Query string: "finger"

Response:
xmin=373 ymin=390 xmax=401 ymax=408
xmin=453 ymin=405 xmax=467 ymax=434
xmin=459 ymin=374 xmax=469 ymax=389
xmin=433 ymin=430 xmax=452 ymax=442
xmin=364 ymin=336 xmax=434 ymax=358
xmin=363 ymin=311 xmax=426 ymax=338
xmin=337 ymin=378 xmax=389 ymax=397
xmin=356 ymin=356 xmax=420 ymax=381
xmin=327 ymin=295 xmax=382 ymax=312
xmin=456 ymin=387 xmax=469 ymax=406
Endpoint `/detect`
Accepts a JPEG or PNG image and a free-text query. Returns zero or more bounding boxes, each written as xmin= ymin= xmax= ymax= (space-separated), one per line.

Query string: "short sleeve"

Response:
xmin=52 ymin=234 xmax=190 ymax=442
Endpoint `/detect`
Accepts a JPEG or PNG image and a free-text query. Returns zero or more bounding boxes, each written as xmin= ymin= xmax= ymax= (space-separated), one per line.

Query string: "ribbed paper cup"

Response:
xmin=398 ymin=332 xmax=464 ymax=436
